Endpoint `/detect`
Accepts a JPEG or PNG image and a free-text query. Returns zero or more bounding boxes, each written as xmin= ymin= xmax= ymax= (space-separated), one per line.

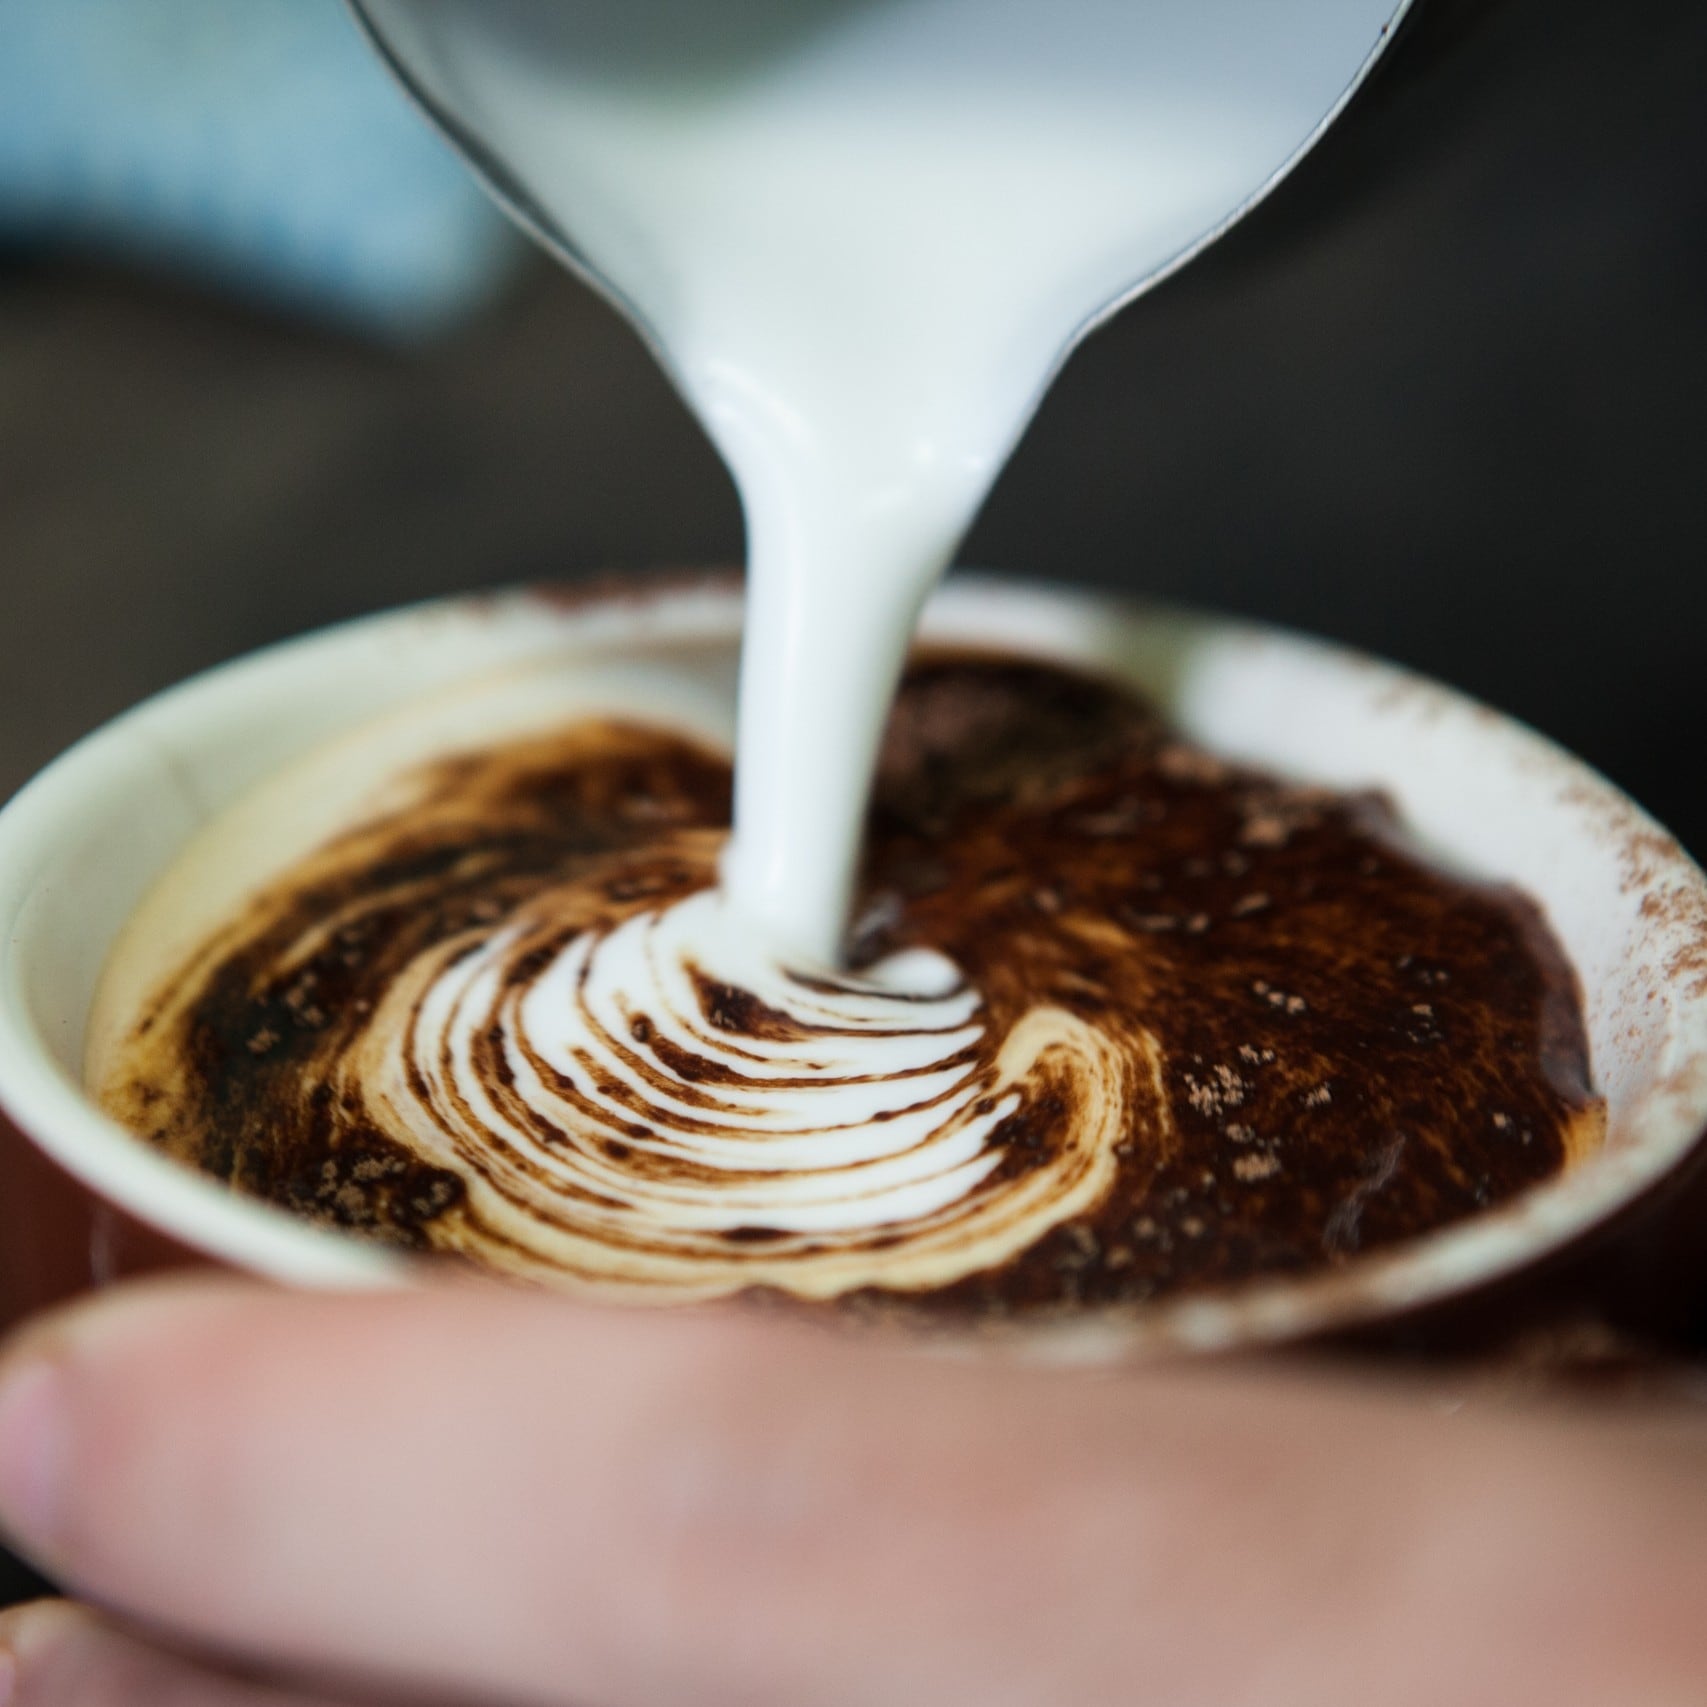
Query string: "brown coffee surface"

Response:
xmin=99 ymin=654 xmax=1602 ymax=1317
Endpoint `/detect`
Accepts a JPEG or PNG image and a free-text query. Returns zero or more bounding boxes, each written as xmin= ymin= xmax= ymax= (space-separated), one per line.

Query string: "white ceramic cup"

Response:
xmin=2 ymin=574 xmax=1705 ymax=1354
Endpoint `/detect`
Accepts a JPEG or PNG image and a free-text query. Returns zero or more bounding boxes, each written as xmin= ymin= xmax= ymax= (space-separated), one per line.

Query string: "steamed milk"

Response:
xmin=361 ymin=0 xmax=1404 ymax=965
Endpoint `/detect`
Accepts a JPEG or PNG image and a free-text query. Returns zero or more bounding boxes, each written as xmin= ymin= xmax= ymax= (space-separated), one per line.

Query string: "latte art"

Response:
xmin=344 ymin=887 xmax=1154 ymax=1296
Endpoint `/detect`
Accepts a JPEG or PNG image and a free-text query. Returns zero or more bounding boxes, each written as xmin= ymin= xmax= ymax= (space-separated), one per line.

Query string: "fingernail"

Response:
xmin=0 ymin=1357 xmax=71 ymax=1555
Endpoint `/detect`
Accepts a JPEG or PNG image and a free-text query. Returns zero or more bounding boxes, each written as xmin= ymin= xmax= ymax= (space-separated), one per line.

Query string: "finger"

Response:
xmin=0 ymin=1278 xmax=1702 ymax=1707
xmin=0 ymin=1598 xmax=390 ymax=1707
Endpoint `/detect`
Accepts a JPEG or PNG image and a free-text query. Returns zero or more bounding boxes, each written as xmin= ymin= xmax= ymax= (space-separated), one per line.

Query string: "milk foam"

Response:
xmin=349 ymin=882 xmax=1153 ymax=1294
xmin=424 ymin=893 xmax=1010 ymax=1230
xmin=360 ymin=0 xmax=1406 ymax=964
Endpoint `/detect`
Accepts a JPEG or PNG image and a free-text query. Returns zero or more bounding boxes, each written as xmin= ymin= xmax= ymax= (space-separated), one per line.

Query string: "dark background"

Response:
xmin=0 ymin=0 xmax=1702 ymax=1606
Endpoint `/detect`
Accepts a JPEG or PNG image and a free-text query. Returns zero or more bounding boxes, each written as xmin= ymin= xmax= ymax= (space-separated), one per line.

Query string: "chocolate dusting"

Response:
xmin=99 ymin=654 xmax=1603 ymax=1316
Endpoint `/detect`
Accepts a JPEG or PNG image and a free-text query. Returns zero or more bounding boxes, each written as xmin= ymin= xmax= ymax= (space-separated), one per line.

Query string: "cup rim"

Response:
xmin=2 ymin=572 xmax=1704 ymax=1351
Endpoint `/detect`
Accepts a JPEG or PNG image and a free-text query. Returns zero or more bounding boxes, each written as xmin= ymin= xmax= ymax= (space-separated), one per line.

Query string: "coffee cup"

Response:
xmin=3 ymin=573 xmax=1705 ymax=1355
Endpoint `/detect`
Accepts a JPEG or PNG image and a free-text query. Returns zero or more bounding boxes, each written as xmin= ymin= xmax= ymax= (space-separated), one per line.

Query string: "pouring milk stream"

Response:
xmin=354 ymin=0 xmax=1408 ymax=969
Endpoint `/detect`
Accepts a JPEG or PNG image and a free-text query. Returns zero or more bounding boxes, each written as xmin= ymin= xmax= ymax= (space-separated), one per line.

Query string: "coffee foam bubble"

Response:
xmin=349 ymin=884 xmax=1164 ymax=1297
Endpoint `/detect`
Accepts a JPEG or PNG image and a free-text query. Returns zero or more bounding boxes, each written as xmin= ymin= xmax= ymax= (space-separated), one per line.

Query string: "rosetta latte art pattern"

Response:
xmin=351 ymin=887 xmax=1159 ymax=1295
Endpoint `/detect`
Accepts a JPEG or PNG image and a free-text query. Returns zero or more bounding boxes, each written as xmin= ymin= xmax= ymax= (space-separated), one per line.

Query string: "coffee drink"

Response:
xmin=90 ymin=651 xmax=1602 ymax=1321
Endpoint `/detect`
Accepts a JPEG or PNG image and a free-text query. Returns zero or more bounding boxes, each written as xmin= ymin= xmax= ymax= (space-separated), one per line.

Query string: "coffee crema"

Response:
xmin=94 ymin=655 xmax=1603 ymax=1316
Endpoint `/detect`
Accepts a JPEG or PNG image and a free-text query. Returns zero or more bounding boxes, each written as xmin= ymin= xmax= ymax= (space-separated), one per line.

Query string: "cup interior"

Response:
xmin=2 ymin=576 xmax=1704 ymax=1348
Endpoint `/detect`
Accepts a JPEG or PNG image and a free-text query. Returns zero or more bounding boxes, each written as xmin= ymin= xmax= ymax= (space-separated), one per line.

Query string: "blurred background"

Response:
xmin=0 ymin=0 xmax=1702 ymax=1603
xmin=2 ymin=0 xmax=1703 ymax=841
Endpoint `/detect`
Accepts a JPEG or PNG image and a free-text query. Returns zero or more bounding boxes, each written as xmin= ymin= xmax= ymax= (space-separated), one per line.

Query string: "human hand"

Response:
xmin=0 ymin=1277 xmax=1701 ymax=1706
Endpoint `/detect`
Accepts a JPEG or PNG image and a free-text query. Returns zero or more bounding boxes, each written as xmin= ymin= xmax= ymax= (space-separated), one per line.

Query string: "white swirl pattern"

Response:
xmin=354 ymin=888 xmax=1157 ymax=1298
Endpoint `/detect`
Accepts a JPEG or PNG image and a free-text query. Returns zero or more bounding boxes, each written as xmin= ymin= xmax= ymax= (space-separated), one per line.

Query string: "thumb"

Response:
xmin=0 ymin=1274 xmax=1182 ymax=1707
xmin=0 ymin=1275 xmax=1702 ymax=1707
